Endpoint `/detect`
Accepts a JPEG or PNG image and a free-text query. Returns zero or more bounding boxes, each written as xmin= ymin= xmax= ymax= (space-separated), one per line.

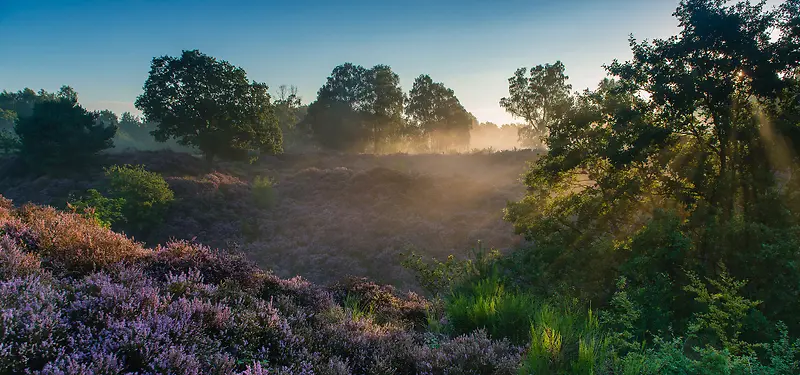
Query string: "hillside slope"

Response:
xmin=0 ymin=150 xmax=538 ymax=288
xmin=0 ymin=196 xmax=521 ymax=374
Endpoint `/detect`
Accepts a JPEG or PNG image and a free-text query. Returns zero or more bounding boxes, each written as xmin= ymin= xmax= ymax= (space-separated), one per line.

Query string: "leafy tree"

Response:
xmin=365 ymin=65 xmax=405 ymax=152
xmin=406 ymin=74 xmax=474 ymax=152
xmin=0 ymin=129 xmax=20 ymax=155
xmin=135 ymin=50 xmax=282 ymax=167
xmin=305 ymin=63 xmax=406 ymax=152
xmin=305 ymin=63 xmax=371 ymax=151
xmin=14 ymin=95 xmax=116 ymax=171
xmin=500 ymin=61 xmax=572 ymax=149
xmin=273 ymin=85 xmax=309 ymax=150
xmin=504 ymin=0 xmax=800 ymax=339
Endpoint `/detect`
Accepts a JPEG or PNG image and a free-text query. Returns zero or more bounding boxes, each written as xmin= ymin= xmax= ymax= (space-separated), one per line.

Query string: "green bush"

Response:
xmin=401 ymin=241 xmax=501 ymax=297
xmin=252 ymin=175 xmax=276 ymax=208
xmin=67 ymin=189 xmax=125 ymax=229
xmin=104 ymin=164 xmax=174 ymax=234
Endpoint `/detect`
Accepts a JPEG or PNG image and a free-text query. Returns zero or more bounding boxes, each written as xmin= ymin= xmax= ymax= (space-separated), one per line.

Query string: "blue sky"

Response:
xmin=1 ymin=0 xmax=692 ymax=123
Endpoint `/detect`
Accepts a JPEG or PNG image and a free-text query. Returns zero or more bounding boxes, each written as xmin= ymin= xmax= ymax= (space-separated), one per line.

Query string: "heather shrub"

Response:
xmin=145 ymin=240 xmax=266 ymax=288
xmin=413 ymin=330 xmax=522 ymax=375
xmin=330 ymin=277 xmax=429 ymax=328
xmin=0 ymin=235 xmax=41 ymax=279
xmin=67 ymin=188 xmax=125 ymax=228
xmin=252 ymin=175 xmax=277 ymax=209
xmin=0 ymin=276 xmax=69 ymax=373
xmin=104 ymin=164 xmax=174 ymax=235
xmin=15 ymin=204 xmax=147 ymax=271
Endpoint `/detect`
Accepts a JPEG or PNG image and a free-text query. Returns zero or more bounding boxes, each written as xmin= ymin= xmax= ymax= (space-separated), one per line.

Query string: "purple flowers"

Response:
xmin=0 ymin=196 xmax=523 ymax=374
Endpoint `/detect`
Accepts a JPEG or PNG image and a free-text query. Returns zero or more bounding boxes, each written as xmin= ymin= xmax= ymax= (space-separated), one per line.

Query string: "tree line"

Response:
xmin=1 ymin=48 xmax=565 ymax=171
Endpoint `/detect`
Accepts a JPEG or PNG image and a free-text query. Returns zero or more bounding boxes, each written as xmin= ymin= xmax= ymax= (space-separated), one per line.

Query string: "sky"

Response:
xmin=0 ymin=0 xmax=701 ymax=124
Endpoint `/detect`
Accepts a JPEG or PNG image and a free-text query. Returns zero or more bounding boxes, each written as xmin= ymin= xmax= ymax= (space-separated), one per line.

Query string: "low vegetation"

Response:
xmin=0 ymin=0 xmax=799 ymax=373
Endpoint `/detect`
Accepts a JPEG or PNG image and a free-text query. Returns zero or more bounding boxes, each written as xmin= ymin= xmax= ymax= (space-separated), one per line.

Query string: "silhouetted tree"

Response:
xmin=14 ymin=95 xmax=116 ymax=171
xmin=135 ymin=50 xmax=282 ymax=167
xmin=500 ymin=61 xmax=572 ymax=149
xmin=406 ymin=74 xmax=473 ymax=151
xmin=305 ymin=63 xmax=406 ymax=152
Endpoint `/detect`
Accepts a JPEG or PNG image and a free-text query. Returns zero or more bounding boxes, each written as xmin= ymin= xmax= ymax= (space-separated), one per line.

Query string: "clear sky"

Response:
xmin=1 ymin=0 xmax=691 ymax=124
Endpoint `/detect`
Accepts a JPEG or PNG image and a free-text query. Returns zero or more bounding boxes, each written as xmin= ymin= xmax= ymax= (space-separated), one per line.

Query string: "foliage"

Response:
xmin=0 ymin=196 xmax=524 ymax=374
xmin=0 ymin=129 xmax=20 ymax=155
xmin=445 ymin=275 xmax=539 ymax=345
xmin=304 ymin=63 xmax=405 ymax=152
xmin=504 ymin=0 xmax=800 ymax=339
xmin=67 ymin=188 xmax=126 ymax=229
xmin=500 ymin=61 xmax=572 ymax=149
xmin=401 ymin=241 xmax=501 ymax=297
xmin=272 ymin=85 xmax=310 ymax=151
xmin=406 ymin=74 xmax=475 ymax=152
xmin=135 ymin=49 xmax=282 ymax=166
xmin=14 ymin=95 xmax=116 ymax=171
xmin=251 ymin=175 xmax=277 ymax=209
xmin=104 ymin=164 xmax=174 ymax=235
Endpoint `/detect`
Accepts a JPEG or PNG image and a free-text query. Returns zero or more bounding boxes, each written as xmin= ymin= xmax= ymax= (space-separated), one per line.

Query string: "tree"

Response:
xmin=305 ymin=63 xmax=406 ymax=152
xmin=14 ymin=96 xmax=116 ymax=171
xmin=135 ymin=50 xmax=282 ymax=167
xmin=406 ymin=74 xmax=474 ymax=152
xmin=273 ymin=85 xmax=309 ymax=150
xmin=365 ymin=65 xmax=405 ymax=152
xmin=500 ymin=61 xmax=572 ymax=149
xmin=505 ymin=0 xmax=800 ymax=338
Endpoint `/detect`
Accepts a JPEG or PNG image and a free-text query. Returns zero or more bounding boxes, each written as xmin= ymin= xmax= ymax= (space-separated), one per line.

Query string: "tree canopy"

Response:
xmin=505 ymin=0 xmax=800 ymax=339
xmin=135 ymin=50 xmax=282 ymax=166
xmin=14 ymin=93 xmax=116 ymax=171
xmin=406 ymin=74 xmax=474 ymax=152
xmin=305 ymin=63 xmax=406 ymax=152
xmin=500 ymin=61 xmax=572 ymax=149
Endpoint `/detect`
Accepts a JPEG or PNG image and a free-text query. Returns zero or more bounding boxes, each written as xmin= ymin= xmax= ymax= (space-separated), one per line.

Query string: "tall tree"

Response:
xmin=406 ymin=74 xmax=473 ymax=151
xmin=305 ymin=63 xmax=406 ymax=152
xmin=273 ymin=85 xmax=308 ymax=150
xmin=135 ymin=50 xmax=282 ymax=167
xmin=500 ymin=61 xmax=572 ymax=149
xmin=365 ymin=65 xmax=405 ymax=152
xmin=506 ymin=0 xmax=800 ymax=335
xmin=304 ymin=63 xmax=370 ymax=151
xmin=14 ymin=95 xmax=116 ymax=171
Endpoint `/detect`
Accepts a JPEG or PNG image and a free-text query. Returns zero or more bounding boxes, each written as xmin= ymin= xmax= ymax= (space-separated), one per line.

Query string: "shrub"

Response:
xmin=12 ymin=204 xmax=147 ymax=272
xmin=67 ymin=188 xmax=125 ymax=229
xmin=104 ymin=164 xmax=174 ymax=234
xmin=401 ymin=241 xmax=501 ymax=297
xmin=14 ymin=97 xmax=116 ymax=171
xmin=252 ymin=175 xmax=277 ymax=209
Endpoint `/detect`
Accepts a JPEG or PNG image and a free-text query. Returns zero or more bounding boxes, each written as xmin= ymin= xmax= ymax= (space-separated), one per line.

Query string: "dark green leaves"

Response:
xmin=135 ymin=50 xmax=282 ymax=166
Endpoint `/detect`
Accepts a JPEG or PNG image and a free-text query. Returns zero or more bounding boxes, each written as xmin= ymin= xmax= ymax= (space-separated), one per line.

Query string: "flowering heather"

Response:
xmin=0 ymin=196 xmax=524 ymax=374
xmin=0 ymin=150 xmax=534 ymax=288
